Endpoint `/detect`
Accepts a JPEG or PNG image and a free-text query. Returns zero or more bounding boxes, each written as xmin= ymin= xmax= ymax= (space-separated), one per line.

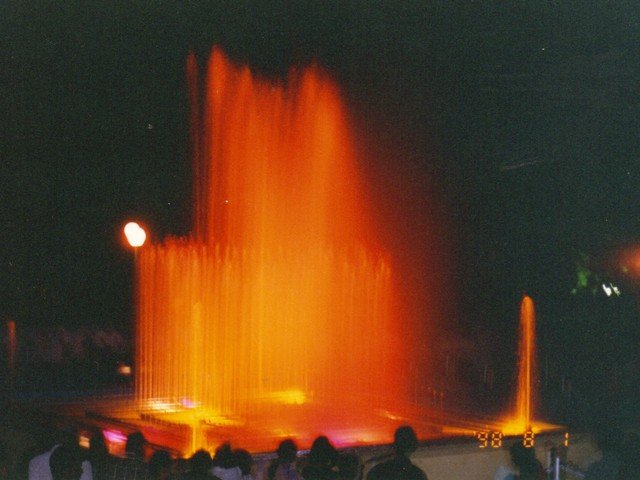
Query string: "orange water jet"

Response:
xmin=495 ymin=295 xmax=560 ymax=440
xmin=134 ymin=49 xmax=408 ymax=450
xmin=506 ymin=295 xmax=538 ymax=433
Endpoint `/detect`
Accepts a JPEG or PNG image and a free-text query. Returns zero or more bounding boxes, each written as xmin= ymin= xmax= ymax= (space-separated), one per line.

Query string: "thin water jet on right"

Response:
xmin=499 ymin=294 xmax=558 ymax=436
xmin=516 ymin=295 xmax=537 ymax=431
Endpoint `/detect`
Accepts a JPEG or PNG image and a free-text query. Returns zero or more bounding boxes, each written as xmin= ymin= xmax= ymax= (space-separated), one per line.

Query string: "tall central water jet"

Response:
xmin=134 ymin=49 xmax=409 ymax=449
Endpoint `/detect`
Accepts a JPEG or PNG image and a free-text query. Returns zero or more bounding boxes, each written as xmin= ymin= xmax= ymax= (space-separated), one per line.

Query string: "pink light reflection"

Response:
xmin=103 ymin=429 xmax=127 ymax=444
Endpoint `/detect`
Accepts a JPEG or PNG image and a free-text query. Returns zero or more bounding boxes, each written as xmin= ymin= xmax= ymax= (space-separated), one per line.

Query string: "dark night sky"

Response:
xmin=1 ymin=1 xmax=640 ymax=353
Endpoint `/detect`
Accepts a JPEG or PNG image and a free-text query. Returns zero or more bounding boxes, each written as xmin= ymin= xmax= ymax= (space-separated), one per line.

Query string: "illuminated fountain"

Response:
xmin=133 ymin=48 xmax=410 ymax=452
xmin=119 ymin=49 xmax=561 ymax=455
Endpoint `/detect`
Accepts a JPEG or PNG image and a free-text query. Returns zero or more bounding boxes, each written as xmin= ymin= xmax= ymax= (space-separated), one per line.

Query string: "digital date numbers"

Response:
xmin=475 ymin=430 xmax=535 ymax=448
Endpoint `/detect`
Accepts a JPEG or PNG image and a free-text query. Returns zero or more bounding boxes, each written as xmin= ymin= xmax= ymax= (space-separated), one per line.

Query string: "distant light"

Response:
xmin=117 ymin=364 xmax=131 ymax=376
xmin=380 ymin=410 xmax=402 ymax=420
xmin=78 ymin=434 xmax=90 ymax=449
xmin=147 ymin=399 xmax=181 ymax=412
xmin=124 ymin=222 xmax=147 ymax=248
xmin=602 ymin=283 xmax=621 ymax=297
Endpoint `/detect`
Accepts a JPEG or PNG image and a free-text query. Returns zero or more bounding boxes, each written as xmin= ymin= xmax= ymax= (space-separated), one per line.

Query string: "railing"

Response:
xmin=546 ymin=447 xmax=585 ymax=480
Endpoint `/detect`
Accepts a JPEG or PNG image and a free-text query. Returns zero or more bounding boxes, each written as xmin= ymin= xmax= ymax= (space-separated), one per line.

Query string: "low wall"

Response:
xmin=400 ymin=432 xmax=598 ymax=480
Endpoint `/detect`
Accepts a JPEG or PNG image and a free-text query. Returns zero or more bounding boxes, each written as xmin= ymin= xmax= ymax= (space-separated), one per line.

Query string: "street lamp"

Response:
xmin=122 ymin=221 xmax=147 ymax=389
xmin=124 ymin=221 xmax=147 ymax=248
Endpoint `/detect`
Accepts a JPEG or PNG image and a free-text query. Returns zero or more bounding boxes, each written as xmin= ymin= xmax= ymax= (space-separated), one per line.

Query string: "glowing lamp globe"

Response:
xmin=124 ymin=222 xmax=147 ymax=248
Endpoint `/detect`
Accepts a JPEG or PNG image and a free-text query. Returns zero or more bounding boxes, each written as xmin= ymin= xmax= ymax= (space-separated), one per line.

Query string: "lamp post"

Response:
xmin=123 ymin=221 xmax=147 ymax=400
xmin=6 ymin=319 xmax=16 ymax=398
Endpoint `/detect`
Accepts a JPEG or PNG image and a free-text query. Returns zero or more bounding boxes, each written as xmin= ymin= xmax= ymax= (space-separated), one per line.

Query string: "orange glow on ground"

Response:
xmin=134 ymin=48 xmax=406 ymax=452
xmin=497 ymin=419 xmax=559 ymax=437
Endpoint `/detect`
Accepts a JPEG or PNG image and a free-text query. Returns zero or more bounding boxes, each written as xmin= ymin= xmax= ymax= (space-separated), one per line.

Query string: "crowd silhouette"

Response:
xmin=18 ymin=425 xmax=430 ymax=480
xmin=16 ymin=422 xmax=640 ymax=480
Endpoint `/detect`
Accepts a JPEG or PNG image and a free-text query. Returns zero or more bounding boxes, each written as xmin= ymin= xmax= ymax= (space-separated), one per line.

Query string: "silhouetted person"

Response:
xmin=184 ymin=449 xmax=216 ymax=480
xmin=366 ymin=426 xmax=427 ymax=480
xmin=29 ymin=428 xmax=93 ymax=480
xmin=301 ymin=436 xmax=338 ymax=480
xmin=110 ymin=431 xmax=148 ymax=479
xmin=148 ymin=450 xmax=173 ymax=480
xmin=266 ymin=439 xmax=299 ymax=480
xmin=171 ymin=458 xmax=189 ymax=479
xmin=88 ymin=429 xmax=116 ymax=480
xmin=50 ymin=444 xmax=84 ymax=480
xmin=211 ymin=443 xmax=241 ymax=480
xmin=504 ymin=442 xmax=543 ymax=480
xmin=335 ymin=453 xmax=361 ymax=480
xmin=235 ymin=449 xmax=254 ymax=480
